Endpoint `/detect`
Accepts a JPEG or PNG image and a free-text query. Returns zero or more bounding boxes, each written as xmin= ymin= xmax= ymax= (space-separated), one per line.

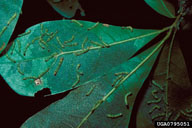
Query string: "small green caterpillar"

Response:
xmin=151 ymin=80 xmax=164 ymax=91
xmin=148 ymin=105 xmax=161 ymax=114
xmin=152 ymin=89 xmax=159 ymax=99
xmin=6 ymin=54 xmax=16 ymax=63
xmin=86 ymin=85 xmax=96 ymax=96
xmin=17 ymin=63 xmax=24 ymax=75
xmin=147 ymin=97 xmax=161 ymax=105
xmin=56 ymin=36 xmax=64 ymax=48
xmin=106 ymin=113 xmax=123 ymax=119
xmin=23 ymin=76 xmax=37 ymax=80
xmin=16 ymin=40 xmax=21 ymax=53
xmin=99 ymin=37 xmax=110 ymax=48
xmin=74 ymin=47 xmax=90 ymax=56
xmin=18 ymin=30 xmax=31 ymax=37
xmin=72 ymin=75 xmax=80 ymax=88
xmin=64 ymin=35 xmax=75 ymax=44
xmin=54 ymin=57 xmax=64 ymax=76
xmin=87 ymin=22 xmax=99 ymax=30
xmin=124 ymin=92 xmax=132 ymax=108
xmin=45 ymin=53 xmax=57 ymax=62
xmin=121 ymin=26 xmax=133 ymax=32
xmin=0 ymin=42 xmax=6 ymax=52
xmin=71 ymin=19 xmax=83 ymax=27
xmin=89 ymin=40 xmax=103 ymax=47
xmin=152 ymin=113 xmax=165 ymax=121
xmin=112 ymin=75 xmax=123 ymax=87
xmin=81 ymin=37 xmax=88 ymax=49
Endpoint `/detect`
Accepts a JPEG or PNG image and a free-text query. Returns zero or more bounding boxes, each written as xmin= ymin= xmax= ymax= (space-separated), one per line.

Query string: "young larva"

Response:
xmin=106 ymin=113 xmax=123 ymax=119
xmin=6 ymin=54 xmax=16 ymax=63
xmin=74 ymin=47 xmax=90 ymax=56
xmin=86 ymin=85 xmax=96 ymax=96
xmin=46 ymin=31 xmax=58 ymax=42
xmin=23 ymin=76 xmax=37 ymax=80
xmin=81 ymin=37 xmax=88 ymax=49
xmin=152 ymin=89 xmax=159 ymax=99
xmin=64 ymin=43 xmax=78 ymax=47
xmin=151 ymin=80 xmax=164 ymax=91
xmin=180 ymin=110 xmax=192 ymax=118
xmin=0 ymin=42 xmax=5 ymax=51
xmin=112 ymin=75 xmax=123 ymax=87
xmin=71 ymin=19 xmax=83 ymax=27
xmin=17 ymin=63 xmax=24 ymax=75
xmin=114 ymin=72 xmax=129 ymax=76
xmin=56 ymin=36 xmax=64 ymax=48
xmin=76 ymin=64 xmax=83 ymax=75
xmin=7 ymin=13 xmax=17 ymax=25
xmin=23 ymin=43 xmax=31 ymax=56
xmin=148 ymin=105 xmax=161 ymax=114
xmin=10 ymin=42 xmax=16 ymax=55
xmin=18 ymin=30 xmax=31 ymax=37
xmin=151 ymin=113 xmax=165 ymax=121
xmin=40 ymin=24 xmax=44 ymax=34
xmin=54 ymin=57 xmax=64 ymax=76
xmin=99 ymin=37 xmax=110 ymax=48
xmin=147 ymin=97 xmax=161 ymax=105
xmin=16 ymin=40 xmax=21 ymax=53
xmin=72 ymin=74 xmax=80 ymax=88
xmin=64 ymin=35 xmax=75 ymax=44
xmin=172 ymin=112 xmax=180 ymax=121
xmin=89 ymin=40 xmax=103 ymax=47
xmin=45 ymin=53 xmax=57 ymax=62
xmin=38 ymin=41 xmax=45 ymax=49
xmin=87 ymin=22 xmax=99 ymax=30
xmin=39 ymin=38 xmax=48 ymax=47
xmin=121 ymin=26 xmax=133 ymax=32
xmin=124 ymin=92 xmax=132 ymax=108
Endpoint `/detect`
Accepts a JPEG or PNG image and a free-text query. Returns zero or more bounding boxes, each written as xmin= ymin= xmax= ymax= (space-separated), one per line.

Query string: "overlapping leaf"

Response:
xmin=47 ymin=0 xmax=85 ymax=18
xmin=136 ymin=41 xmax=192 ymax=127
xmin=0 ymin=20 xmax=163 ymax=96
xmin=0 ymin=0 xmax=23 ymax=54
xmin=144 ymin=0 xmax=175 ymax=18
xmin=21 ymin=41 xmax=162 ymax=128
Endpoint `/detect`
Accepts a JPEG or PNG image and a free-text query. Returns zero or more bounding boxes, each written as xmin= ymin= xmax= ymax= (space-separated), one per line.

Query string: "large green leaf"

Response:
xmin=21 ymin=41 xmax=162 ymax=128
xmin=0 ymin=20 xmax=163 ymax=96
xmin=144 ymin=0 xmax=175 ymax=18
xmin=47 ymin=0 xmax=85 ymax=18
xmin=136 ymin=41 xmax=192 ymax=127
xmin=0 ymin=0 xmax=23 ymax=54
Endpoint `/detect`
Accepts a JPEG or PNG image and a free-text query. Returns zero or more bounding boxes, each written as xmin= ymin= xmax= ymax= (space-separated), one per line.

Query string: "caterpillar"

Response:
xmin=18 ymin=30 xmax=31 ymax=37
xmin=64 ymin=35 xmax=75 ymax=44
xmin=45 ymin=53 xmax=57 ymax=62
xmin=64 ymin=43 xmax=78 ymax=47
xmin=81 ymin=37 xmax=88 ymax=49
xmin=172 ymin=112 xmax=180 ymax=121
xmin=106 ymin=113 xmax=123 ymax=119
xmin=152 ymin=113 xmax=165 ymax=121
xmin=147 ymin=97 xmax=161 ymax=105
xmin=0 ymin=26 xmax=7 ymax=37
xmin=16 ymin=40 xmax=21 ymax=53
xmin=74 ymin=47 xmax=90 ymax=56
xmin=72 ymin=74 xmax=80 ymax=88
xmin=0 ymin=42 xmax=5 ymax=51
xmin=121 ymin=26 xmax=133 ymax=32
xmin=114 ymin=72 xmax=129 ymax=76
xmin=148 ymin=105 xmax=161 ymax=114
xmin=180 ymin=110 xmax=192 ymax=118
xmin=86 ymin=85 xmax=96 ymax=96
xmin=89 ymin=40 xmax=103 ymax=47
xmin=40 ymin=24 xmax=44 ymax=34
xmin=46 ymin=31 xmax=58 ymax=42
xmin=56 ymin=36 xmax=64 ymax=48
xmin=10 ymin=41 xmax=16 ymax=55
xmin=76 ymin=64 xmax=83 ymax=75
xmin=7 ymin=13 xmax=17 ymax=25
xmin=99 ymin=37 xmax=110 ymax=48
xmin=112 ymin=75 xmax=123 ymax=87
xmin=124 ymin=92 xmax=132 ymax=108
xmin=152 ymin=89 xmax=159 ymax=99
xmin=71 ymin=19 xmax=83 ymax=27
xmin=38 ymin=41 xmax=45 ymax=49
xmin=23 ymin=42 xmax=32 ymax=56
xmin=54 ymin=57 xmax=64 ymax=76
xmin=87 ymin=22 xmax=99 ymax=30
xmin=6 ymin=54 xmax=16 ymax=63
xmin=17 ymin=63 xmax=24 ymax=75
xmin=23 ymin=76 xmax=37 ymax=80
xmin=151 ymin=80 xmax=164 ymax=91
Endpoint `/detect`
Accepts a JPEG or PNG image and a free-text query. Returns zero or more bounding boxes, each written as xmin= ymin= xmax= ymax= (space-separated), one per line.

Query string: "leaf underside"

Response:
xmin=136 ymin=41 xmax=192 ymax=127
xmin=144 ymin=0 xmax=175 ymax=18
xmin=0 ymin=0 xmax=23 ymax=54
xmin=0 ymin=20 xmax=161 ymax=96
xmin=21 ymin=41 xmax=162 ymax=128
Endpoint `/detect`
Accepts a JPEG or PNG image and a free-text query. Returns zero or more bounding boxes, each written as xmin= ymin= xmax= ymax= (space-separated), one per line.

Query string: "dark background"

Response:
xmin=0 ymin=0 xmax=191 ymax=127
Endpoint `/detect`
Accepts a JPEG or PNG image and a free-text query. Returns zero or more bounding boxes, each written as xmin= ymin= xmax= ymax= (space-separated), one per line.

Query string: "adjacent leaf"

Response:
xmin=21 ymin=41 xmax=162 ymax=128
xmin=0 ymin=0 xmax=23 ymax=54
xmin=144 ymin=0 xmax=175 ymax=18
xmin=136 ymin=41 xmax=192 ymax=127
xmin=47 ymin=0 xmax=85 ymax=18
xmin=0 ymin=20 xmax=163 ymax=96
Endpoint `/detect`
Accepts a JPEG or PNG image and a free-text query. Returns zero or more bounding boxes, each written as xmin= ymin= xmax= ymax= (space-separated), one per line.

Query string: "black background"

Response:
xmin=0 ymin=0 xmax=191 ymax=127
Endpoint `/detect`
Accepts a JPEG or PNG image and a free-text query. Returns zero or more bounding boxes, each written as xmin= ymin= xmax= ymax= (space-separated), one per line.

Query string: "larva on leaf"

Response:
xmin=106 ymin=113 xmax=123 ymax=119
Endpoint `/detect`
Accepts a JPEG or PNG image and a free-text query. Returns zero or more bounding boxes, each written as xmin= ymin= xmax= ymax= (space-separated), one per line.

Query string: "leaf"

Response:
xmin=136 ymin=40 xmax=192 ymax=127
xmin=144 ymin=0 xmax=176 ymax=18
xmin=0 ymin=20 xmax=163 ymax=96
xmin=21 ymin=41 xmax=162 ymax=128
xmin=0 ymin=0 xmax=23 ymax=54
xmin=47 ymin=0 xmax=85 ymax=18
